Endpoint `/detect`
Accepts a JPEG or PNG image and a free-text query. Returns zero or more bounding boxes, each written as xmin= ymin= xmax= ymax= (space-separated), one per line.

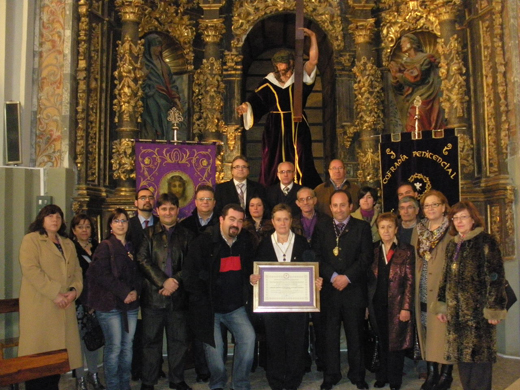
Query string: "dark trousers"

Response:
xmin=25 ymin=374 xmax=60 ymax=390
xmin=323 ymin=304 xmax=366 ymax=383
xmin=374 ymin=303 xmax=406 ymax=387
xmin=131 ymin=318 xmax=143 ymax=378
xmin=263 ymin=312 xmax=307 ymax=390
xmin=141 ymin=306 xmax=188 ymax=386
xmin=458 ymin=362 xmax=492 ymax=390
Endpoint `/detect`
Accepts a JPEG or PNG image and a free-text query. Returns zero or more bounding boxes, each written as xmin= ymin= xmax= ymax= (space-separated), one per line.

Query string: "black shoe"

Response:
xmin=196 ymin=374 xmax=210 ymax=383
xmin=132 ymin=374 xmax=141 ymax=381
xmin=421 ymin=362 xmax=439 ymax=390
xmin=304 ymin=366 xmax=312 ymax=373
xmin=141 ymin=385 xmax=154 ymax=390
xmin=159 ymin=370 xmax=167 ymax=378
xmin=169 ymin=381 xmax=192 ymax=390
xmin=374 ymin=381 xmax=387 ymax=388
xmin=435 ymin=364 xmax=453 ymax=390
xmin=320 ymin=376 xmax=341 ymax=390
xmin=356 ymin=380 xmax=369 ymax=389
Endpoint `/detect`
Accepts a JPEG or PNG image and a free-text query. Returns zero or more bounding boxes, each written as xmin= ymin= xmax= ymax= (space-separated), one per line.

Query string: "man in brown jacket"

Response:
xmin=314 ymin=159 xmax=360 ymax=217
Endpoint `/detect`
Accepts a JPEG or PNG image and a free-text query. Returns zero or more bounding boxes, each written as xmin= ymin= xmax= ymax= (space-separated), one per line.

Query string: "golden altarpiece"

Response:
xmin=71 ymin=0 xmax=515 ymax=260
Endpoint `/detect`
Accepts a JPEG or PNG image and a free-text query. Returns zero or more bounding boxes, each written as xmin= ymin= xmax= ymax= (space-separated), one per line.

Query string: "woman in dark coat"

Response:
xmin=70 ymin=214 xmax=104 ymax=390
xmin=250 ymin=203 xmax=322 ymax=390
xmin=435 ymin=201 xmax=507 ymax=390
xmin=242 ymin=196 xmax=273 ymax=249
xmin=368 ymin=212 xmax=415 ymax=390
xmin=87 ymin=208 xmax=142 ymax=390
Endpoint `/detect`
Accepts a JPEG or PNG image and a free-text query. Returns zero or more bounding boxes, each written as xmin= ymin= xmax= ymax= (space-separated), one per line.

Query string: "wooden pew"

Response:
xmin=0 ymin=349 xmax=70 ymax=387
xmin=0 ymin=298 xmax=19 ymax=360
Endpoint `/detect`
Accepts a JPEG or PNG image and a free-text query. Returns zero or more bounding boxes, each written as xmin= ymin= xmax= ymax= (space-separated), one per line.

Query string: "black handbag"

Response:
xmin=82 ymin=310 xmax=105 ymax=351
xmin=505 ymin=280 xmax=517 ymax=311
xmin=364 ymin=320 xmax=380 ymax=373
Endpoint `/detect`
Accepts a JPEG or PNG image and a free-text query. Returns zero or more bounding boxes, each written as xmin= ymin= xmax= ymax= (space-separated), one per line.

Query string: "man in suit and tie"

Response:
xmin=214 ymin=155 xmax=266 ymax=217
xmin=128 ymin=187 xmax=160 ymax=382
xmin=312 ymin=189 xmax=372 ymax=390
xmin=266 ymin=161 xmax=302 ymax=214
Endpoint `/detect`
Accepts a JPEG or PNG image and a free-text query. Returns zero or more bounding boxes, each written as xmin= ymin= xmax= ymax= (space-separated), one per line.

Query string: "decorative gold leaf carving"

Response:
xmin=380 ymin=0 xmax=440 ymax=65
xmin=437 ymin=35 xmax=469 ymax=118
xmin=340 ymin=123 xmax=358 ymax=150
xmin=457 ymin=133 xmax=474 ymax=174
xmin=87 ymin=23 xmax=102 ymax=182
xmin=139 ymin=0 xmax=196 ymax=70
xmin=492 ymin=0 xmax=510 ymax=153
xmin=348 ymin=19 xmax=376 ymax=44
xmin=356 ymin=147 xmax=380 ymax=184
xmin=231 ymin=0 xmax=344 ymax=51
xmin=192 ymin=57 xmax=226 ymax=135
xmin=481 ymin=20 xmax=498 ymax=174
xmin=352 ymin=56 xmax=384 ymax=134
xmin=112 ymin=139 xmax=136 ymax=181
xmin=489 ymin=204 xmax=500 ymax=242
xmin=224 ymin=125 xmax=242 ymax=152
xmin=113 ymin=35 xmax=145 ymax=125
xmin=199 ymin=19 xmax=226 ymax=44
xmin=223 ymin=50 xmax=243 ymax=73
xmin=115 ymin=0 xmax=145 ymax=23
xmin=75 ymin=0 xmax=89 ymax=170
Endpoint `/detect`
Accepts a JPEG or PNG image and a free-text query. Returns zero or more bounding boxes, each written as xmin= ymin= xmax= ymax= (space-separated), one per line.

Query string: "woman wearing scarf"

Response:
xmin=435 ymin=201 xmax=507 ymax=390
xmin=414 ymin=190 xmax=453 ymax=390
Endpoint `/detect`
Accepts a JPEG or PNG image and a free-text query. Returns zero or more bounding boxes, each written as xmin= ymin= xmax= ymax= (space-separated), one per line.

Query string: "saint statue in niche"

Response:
xmin=141 ymin=33 xmax=186 ymax=140
xmin=388 ymin=33 xmax=446 ymax=132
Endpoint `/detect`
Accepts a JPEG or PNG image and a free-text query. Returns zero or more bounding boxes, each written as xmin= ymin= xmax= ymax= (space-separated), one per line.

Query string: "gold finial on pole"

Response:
xmin=167 ymin=107 xmax=183 ymax=142
xmin=413 ymin=95 xmax=422 ymax=139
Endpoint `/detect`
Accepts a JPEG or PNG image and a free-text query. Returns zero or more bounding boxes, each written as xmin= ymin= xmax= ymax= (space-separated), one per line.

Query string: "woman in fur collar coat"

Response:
xmin=435 ymin=201 xmax=507 ymax=390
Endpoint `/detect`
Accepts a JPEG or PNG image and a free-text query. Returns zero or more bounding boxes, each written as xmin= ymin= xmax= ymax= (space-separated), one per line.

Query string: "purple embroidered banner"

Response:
xmin=135 ymin=142 xmax=217 ymax=220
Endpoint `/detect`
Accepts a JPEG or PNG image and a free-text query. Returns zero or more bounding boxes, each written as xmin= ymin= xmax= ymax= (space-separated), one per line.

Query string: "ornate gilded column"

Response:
xmin=348 ymin=11 xmax=384 ymax=187
xmin=193 ymin=2 xmax=226 ymax=144
xmin=112 ymin=0 xmax=145 ymax=197
xmin=433 ymin=0 xmax=468 ymax=129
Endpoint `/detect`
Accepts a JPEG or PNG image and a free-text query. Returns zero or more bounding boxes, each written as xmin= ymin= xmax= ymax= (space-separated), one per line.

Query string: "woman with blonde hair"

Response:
xmin=414 ymin=190 xmax=452 ymax=390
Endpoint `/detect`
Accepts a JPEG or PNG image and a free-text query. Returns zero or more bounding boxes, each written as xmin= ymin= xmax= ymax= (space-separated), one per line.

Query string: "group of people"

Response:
xmin=17 ymin=156 xmax=508 ymax=390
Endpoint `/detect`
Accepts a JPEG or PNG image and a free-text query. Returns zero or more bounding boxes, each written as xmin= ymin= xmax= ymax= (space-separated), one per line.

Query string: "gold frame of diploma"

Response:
xmin=253 ymin=262 xmax=320 ymax=313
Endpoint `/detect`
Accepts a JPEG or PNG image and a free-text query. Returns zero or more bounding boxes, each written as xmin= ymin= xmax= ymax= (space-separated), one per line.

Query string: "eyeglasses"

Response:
xmin=423 ymin=203 xmax=442 ymax=210
xmin=329 ymin=166 xmax=344 ymax=171
xmin=138 ymin=196 xmax=155 ymax=201
xmin=278 ymin=170 xmax=294 ymax=175
xmin=297 ymin=196 xmax=315 ymax=203
xmin=113 ymin=219 xmax=128 ymax=224
xmin=398 ymin=206 xmax=417 ymax=211
xmin=232 ymin=165 xmax=249 ymax=170
xmin=197 ymin=197 xmax=214 ymax=202
xmin=452 ymin=215 xmax=471 ymax=221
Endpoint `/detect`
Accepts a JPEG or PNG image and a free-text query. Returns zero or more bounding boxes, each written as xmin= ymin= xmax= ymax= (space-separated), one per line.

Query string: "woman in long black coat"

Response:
xmin=250 ymin=203 xmax=322 ymax=390
xmin=368 ymin=212 xmax=415 ymax=390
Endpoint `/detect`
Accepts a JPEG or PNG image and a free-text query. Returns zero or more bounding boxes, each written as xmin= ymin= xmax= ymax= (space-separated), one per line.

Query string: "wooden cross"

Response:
xmin=293 ymin=0 xmax=304 ymax=122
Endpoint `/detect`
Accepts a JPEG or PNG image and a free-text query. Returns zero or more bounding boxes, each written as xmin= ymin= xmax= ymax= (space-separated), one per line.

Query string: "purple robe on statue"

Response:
xmin=242 ymin=67 xmax=322 ymax=188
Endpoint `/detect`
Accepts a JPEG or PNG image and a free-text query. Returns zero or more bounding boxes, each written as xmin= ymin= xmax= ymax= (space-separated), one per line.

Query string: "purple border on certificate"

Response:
xmin=258 ymin=266 xmax=315 ymax=307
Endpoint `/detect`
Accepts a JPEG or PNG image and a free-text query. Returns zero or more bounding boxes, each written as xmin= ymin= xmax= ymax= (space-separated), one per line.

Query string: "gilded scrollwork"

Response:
xmin=75 ymin=0 xmax=89 ymax=170
xmin=223 ymin=50 xmax=243 ymax=73
xmin=431 ymin=0 xmax=463 ymax=22
xmin=489 ymin=204 xmax=500 ymax=242
xmin=356 ymin=147 xmax=380 ymax=184
xmin=87 ymin=23 xmax=102 ymax=182
xmin=481 ymin=20 xmax=498 ymax=174
xmin=340 ymin=123 xmax=357 ymax=150
xmin=352 ymin=56 xmax=384 ymax=134
xmin=111 ymin=139 xmax=136 ymax=181
xmin=504 ymin=186 xmax=515 ymax=257
xmin=139 ymin=1 xmax=196 ymax=70
xmin=113 ymin=35 xmax=145 ymax=125
xmin=115 ymin=0 xmax=145 ymax=23
xmin=192 ymin=57 xmax=225 ymax=136
xmin=457 ymin=133 xmax=474 ymax=174
xmin=199 ymin=19 xmax=226 ymax=44
xmin=231 ymin=0 xmax=344 ymax=51
xmin=215 ymin=148 xmax=225 ymax=184
xmin=380 ymin=0 xmax=440 ymax=65
xmin=492 ymin=0 xmax=510 ymax=153
xmin=224 ymin=125 xmax=242 ymax=152
xmin=437 ymin=35 xmax=469 ymax=118
xmin=348 ymin=19 xmax=376 ymax=44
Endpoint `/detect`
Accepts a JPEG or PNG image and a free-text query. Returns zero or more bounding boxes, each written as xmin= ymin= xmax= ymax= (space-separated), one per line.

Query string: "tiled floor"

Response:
xmin=5 ymin=353 xmax=519 ymax=390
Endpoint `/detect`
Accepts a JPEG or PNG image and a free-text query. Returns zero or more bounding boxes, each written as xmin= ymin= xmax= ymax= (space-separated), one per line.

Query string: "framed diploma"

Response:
xmin=253 ymin=262 xmax=320 ymax=312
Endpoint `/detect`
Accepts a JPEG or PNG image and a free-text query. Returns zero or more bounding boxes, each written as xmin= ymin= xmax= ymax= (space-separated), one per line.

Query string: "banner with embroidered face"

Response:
xmin=135 ymin=142 xmax=217 ymax=219
xmin=380 ymin=129 xmax=460 ymax=212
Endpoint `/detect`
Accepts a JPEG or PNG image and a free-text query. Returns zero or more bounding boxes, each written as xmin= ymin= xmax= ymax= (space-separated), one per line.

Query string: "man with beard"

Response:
xmin=128 ymin=187 xmax=160 ymax=382
xmin=184 ymin=204 xmax=256 ymax=390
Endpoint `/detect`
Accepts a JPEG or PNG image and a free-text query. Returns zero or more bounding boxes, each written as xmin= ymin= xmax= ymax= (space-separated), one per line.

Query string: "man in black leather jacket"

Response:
xmin=136 ymin=193 xmax=195 ymax=390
